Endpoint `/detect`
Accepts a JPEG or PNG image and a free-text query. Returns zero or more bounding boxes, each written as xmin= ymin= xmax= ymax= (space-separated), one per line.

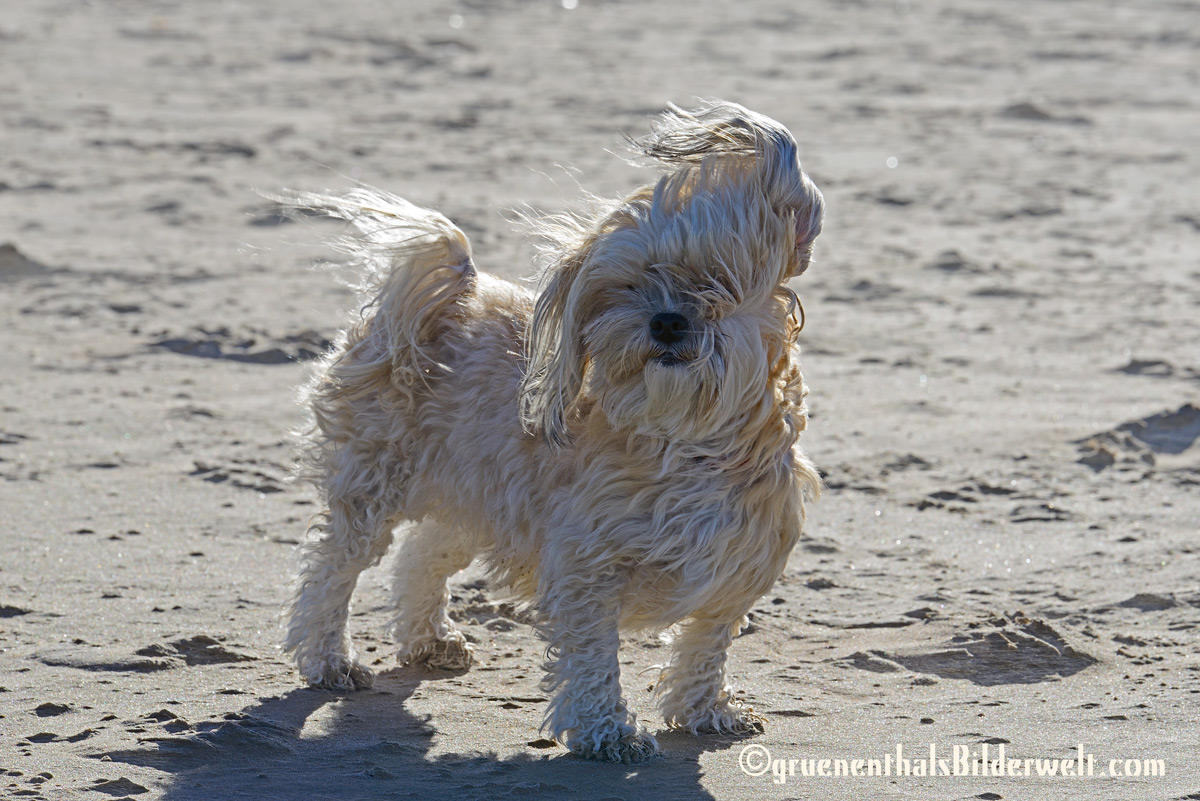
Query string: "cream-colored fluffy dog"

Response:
xmin=281 ymin=101 xmax=823 ymax=763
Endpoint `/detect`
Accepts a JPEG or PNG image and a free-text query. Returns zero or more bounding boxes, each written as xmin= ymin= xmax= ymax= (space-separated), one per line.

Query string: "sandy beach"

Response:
xmin=2 ymin=1 xmax=1198 ymax=798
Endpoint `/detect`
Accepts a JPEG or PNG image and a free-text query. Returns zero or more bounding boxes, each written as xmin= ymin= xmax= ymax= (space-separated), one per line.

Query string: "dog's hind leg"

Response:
xmin=657 ymin=613 xmax=764 ymax=735
xmin=389 ymin=519 xmax=478 ymax=670
xmin=284 ymin=475 xmax=402 ymax=691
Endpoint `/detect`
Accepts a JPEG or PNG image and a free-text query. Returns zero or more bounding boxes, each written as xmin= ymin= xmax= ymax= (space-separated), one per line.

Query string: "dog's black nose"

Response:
xmin=649 ymin=312 xmax=688 ymax=345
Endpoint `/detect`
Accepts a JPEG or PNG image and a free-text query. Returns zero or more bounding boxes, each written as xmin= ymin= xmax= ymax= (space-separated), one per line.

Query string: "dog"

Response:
xmin=280 ymin=101 xmax=824 ymax=763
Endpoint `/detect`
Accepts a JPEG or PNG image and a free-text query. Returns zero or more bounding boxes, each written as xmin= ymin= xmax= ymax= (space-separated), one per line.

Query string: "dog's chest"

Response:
xmin=606 ymin=467 xmax=802 ymax=624
xmin=560 ymin=453 xmax=800 ymax=590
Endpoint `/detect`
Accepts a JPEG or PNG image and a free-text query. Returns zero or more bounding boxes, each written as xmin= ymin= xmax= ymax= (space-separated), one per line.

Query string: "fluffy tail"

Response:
xmin=276 ymin=188 xmax=476 ymax=381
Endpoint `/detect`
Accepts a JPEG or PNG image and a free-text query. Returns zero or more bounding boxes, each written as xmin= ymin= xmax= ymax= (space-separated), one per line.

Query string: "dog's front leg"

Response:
xmin=658 ymin=613 xmax=764 ymax=735
xmin=539 ymin=569 xmax=657 ymax=763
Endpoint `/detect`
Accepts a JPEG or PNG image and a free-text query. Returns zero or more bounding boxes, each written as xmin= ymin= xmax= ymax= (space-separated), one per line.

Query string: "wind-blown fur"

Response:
xmin=281 ymin=101 xmax=824 ymax=763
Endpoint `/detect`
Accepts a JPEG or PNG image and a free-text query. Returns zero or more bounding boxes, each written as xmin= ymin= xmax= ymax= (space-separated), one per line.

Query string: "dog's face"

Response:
xmin=570 ymin=168 xmax=802 ymax=442
xmin=520 ymin=103 xmax=823 ymax=447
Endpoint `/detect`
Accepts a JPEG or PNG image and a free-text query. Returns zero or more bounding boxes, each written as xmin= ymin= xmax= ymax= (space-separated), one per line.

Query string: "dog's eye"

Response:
xmin=699 ymin=278 xmax=739 ymax=305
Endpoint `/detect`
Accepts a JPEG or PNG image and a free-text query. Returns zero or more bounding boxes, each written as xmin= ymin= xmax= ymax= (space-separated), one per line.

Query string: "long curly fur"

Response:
xmin=279 ymin=100 xmax=824 ymax=763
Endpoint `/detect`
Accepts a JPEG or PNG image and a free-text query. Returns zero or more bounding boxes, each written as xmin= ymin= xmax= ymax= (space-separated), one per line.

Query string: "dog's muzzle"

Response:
xmin=649 ymin=312 xmax=688 ymax=345
xmin=649 ymin=312 xmax=691 ymax=366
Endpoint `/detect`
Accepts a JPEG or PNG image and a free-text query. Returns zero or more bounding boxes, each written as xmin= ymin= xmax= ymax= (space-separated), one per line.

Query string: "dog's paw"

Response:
xmin=421 ymin=637 xmax=475 ymax=671
xmin=398 ymin=635 xmax=475 ymax=671
xmin=600 ymin=731 xmax=659 ymax=764
xmin=568 ymin=723 xmax=659 ymax=764
xmin=303 ymin=657 xmax=374 ymax=691
xmin=678 ymin=701 xmax=764 ymax=735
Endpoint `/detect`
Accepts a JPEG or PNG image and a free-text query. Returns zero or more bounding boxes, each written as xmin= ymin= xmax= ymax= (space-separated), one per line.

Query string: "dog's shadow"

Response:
xmin=106 ymin=666 xmax=738 ymax=800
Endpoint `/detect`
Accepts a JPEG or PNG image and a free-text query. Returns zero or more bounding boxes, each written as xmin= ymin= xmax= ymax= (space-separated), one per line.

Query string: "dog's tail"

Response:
xmin=630 ymin=100 xmax=824 ymax=277
xmin=276 ymin=188 xmax=476 ymax=382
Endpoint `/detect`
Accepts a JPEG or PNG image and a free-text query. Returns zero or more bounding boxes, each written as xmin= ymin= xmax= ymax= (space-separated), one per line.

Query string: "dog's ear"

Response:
xmin=518 ymin=234 xmax=593 ymax=448
xmin=632 ymin=100 xmax=824 ymax=277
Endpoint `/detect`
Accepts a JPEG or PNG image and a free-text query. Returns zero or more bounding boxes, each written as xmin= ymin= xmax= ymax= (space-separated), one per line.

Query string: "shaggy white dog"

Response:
xmin=281 ymin=101 xmax=823 ymax=763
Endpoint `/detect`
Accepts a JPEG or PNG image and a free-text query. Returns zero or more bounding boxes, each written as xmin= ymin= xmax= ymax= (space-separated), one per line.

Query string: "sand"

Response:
xmin=2 ymin=1 xmax=1198 ymax=799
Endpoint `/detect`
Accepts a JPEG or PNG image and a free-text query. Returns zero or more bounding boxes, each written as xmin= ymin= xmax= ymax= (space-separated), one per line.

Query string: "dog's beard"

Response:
xmin=586 ymin=311 xmax=769 ymax=442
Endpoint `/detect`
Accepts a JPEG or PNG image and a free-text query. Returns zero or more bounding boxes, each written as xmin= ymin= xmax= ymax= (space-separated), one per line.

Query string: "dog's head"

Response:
xmin=520 ymin=101 xmax=824 ymax=447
